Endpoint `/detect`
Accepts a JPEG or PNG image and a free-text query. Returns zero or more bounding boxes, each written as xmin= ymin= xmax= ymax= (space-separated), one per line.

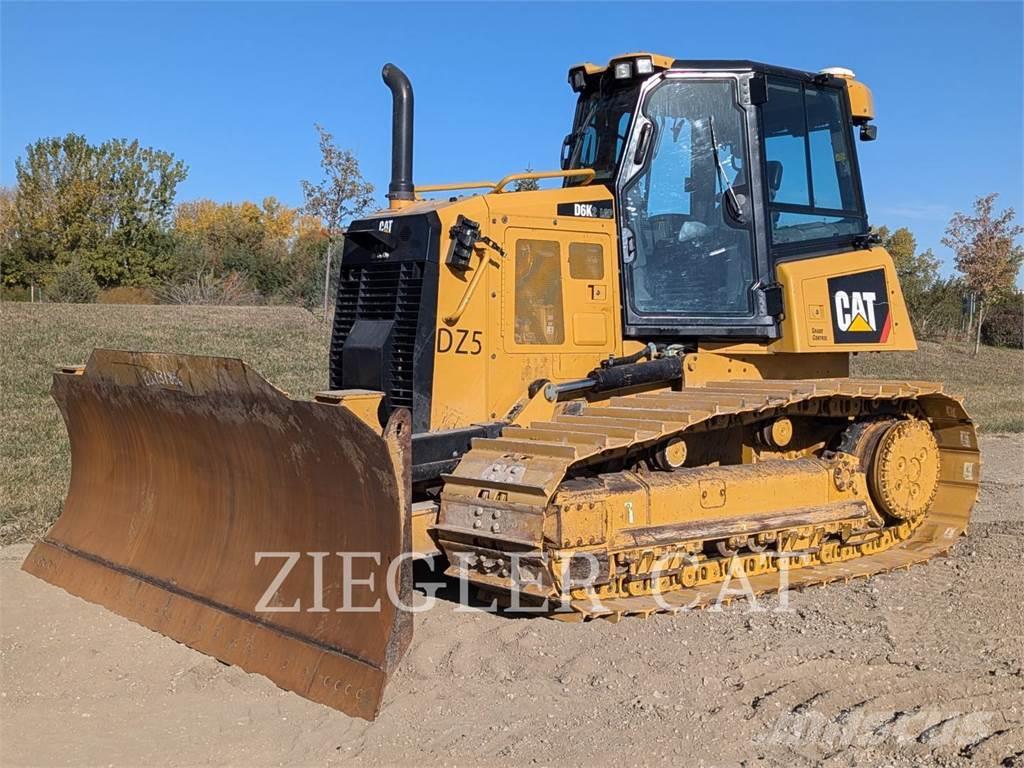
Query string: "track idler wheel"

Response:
xmin=869 ymin=419 xmax=941 ymax=520
xmin=843 ymin=417 xmax=941 ymax=522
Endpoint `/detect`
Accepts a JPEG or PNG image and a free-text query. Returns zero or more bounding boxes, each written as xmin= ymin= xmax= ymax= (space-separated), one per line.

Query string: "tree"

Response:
xmin=300 ymin=124 xmax=374 ymax=317
xmin=942 ymin=193 xmax=1024 ymax=355
xmin=913 ymin=277 xmax=970 ymax=340
xmin=47 ymin=258 xmax=99 ymax=303
xmin=512 ymin=165 xmax=541 ymax=192
xmin=300 ymin=124 xmax=374 ymax=233
xmin=170 ymin=197 xmax=301 ymax=296
xmin=875 ymin=225 xmax=941 ymax=332
xmin=0 ymin=186 xmax=19 ymax=284
xmin=5 ymin=133 xmax=187 ymax=288
xmin=981 ymin=291 xmax=1024 ymax=349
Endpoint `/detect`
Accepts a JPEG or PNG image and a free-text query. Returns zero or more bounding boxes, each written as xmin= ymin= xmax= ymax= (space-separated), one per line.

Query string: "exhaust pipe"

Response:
xmin=382 ymin=63 xmax=414 ymax=204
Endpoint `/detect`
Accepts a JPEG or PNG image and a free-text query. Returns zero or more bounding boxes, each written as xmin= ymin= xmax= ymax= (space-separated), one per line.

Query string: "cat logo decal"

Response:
xmin=827 ymin=269 xmax=891 ymax=343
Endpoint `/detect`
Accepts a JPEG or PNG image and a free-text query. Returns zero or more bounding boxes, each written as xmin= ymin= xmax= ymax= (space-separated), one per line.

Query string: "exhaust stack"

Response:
xmin=382 ymin=63 xmax=414 ymax=206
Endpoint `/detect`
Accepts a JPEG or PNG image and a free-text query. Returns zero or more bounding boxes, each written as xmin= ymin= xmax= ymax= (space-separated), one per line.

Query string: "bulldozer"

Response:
xmin=24 ymin=54 xmax=980 ymax=721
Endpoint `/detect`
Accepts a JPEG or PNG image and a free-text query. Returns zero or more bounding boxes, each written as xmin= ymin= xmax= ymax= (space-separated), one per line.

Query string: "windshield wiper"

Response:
xmin=707 ymin=115 xmax=743 ymax=221
xmin=566 ymin=100 xmax=601 ymax=169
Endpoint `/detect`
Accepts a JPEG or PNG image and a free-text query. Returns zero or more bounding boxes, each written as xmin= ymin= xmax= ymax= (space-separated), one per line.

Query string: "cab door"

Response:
xmin=486 ymin=224 xmax=618 ymax=417
xmin=616 ymin=73 xmax=776 ymax=337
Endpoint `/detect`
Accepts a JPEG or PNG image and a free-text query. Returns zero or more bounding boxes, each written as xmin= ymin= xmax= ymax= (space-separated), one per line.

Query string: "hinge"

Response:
xmin=763 ymin=282 xmax=785 ymax=319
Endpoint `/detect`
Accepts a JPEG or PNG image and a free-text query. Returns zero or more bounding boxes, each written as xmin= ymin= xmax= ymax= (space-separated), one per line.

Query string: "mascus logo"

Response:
xmin=827 ymin=269 xmax=891 ymax=344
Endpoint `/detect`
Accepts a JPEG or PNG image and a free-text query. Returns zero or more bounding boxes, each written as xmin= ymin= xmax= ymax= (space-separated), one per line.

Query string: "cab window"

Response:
xmin=514 ymin=239 xmax=565 ymax=344
xmin=761 ymin=77 xmax=865 ymax=247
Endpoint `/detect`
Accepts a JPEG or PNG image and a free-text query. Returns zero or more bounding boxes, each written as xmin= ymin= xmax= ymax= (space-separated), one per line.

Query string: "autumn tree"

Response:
xmin=171 ymin=197 xmax=300 ymax=295
xmin=300 ymin=123 xmax=374 ymax=316
xmin=875 ymin=225 xmax=941 ymax=332
xmin=0 ymin=186 xmax=18 ymax=284
xmin=5 ymin=134 xmax=187 ymax=287
xmin=942 ymin=193 xmax=1024 ymax=355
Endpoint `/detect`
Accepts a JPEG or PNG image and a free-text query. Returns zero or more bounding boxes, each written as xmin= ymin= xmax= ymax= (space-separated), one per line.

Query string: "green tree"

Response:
xmin=0 ymin=186 xmax=21 ymax=285
xmin=981 ymin=291 xmax=1024 ymax=349
xmin=100 ymin=139 xmax=188 ymax=284
xmin=5 ymin=133 xmax=187 ymax=288
xmin=47 ymin=258 xmax=100 ymax=303
xmin=875 ymin=225 xmax=941 ymax=332
xmin=914 ymin=277 xmax=971 ymax=339
xmin=512 ymin=165 xmax=541 ymax=192
xmin=281 ymin=227 xmax=331 ymax=310
xmin=942 ymin=193 xmax=1024 ymax=355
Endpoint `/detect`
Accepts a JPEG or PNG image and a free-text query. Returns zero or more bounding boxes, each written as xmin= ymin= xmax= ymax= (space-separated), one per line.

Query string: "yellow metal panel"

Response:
xmin=847 ymin=79 xmax=875 ymax=122
xmin=425 ymin=185 xmax=626 ymax=430
xmin=429 ymin=197 xmax=493 ymax=429
xmin=771 ymin=247 xmax=916 ymax=353
xmin=572 ymin=313 xmax=608 ymax=346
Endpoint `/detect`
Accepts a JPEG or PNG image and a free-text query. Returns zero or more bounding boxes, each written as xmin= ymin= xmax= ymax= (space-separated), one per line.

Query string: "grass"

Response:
xmin=1 ymin=303 xmax=332 ymax=545
xmin=1 ymin=303 xmax=1021 ymax=545
xmin=852 ymin=340 xmax=1024 ymax=432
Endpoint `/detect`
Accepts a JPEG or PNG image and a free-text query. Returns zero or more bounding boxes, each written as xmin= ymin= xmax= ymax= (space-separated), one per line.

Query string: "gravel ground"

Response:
xmin=2 ymin=435 xmax=1021 ymax=767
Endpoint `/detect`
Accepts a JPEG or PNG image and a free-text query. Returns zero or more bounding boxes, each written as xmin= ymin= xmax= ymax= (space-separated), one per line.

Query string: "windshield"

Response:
xmin=565 ymin=85 xmax=639 ymax=185
xmin=621 ymin=78 xmax=756 ymax=318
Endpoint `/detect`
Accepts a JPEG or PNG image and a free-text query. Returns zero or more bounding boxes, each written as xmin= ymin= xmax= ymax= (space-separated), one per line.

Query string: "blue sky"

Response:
xmin=2 ymin=1 xmax=1022 ymax=281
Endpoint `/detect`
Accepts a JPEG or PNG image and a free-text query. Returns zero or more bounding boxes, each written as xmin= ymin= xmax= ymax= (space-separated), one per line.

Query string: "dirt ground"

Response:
xmin=2 ymin=435 xmax=1022 ymax=768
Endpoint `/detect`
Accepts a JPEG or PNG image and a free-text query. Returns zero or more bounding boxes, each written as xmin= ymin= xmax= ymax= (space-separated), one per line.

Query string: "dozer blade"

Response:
xmin=22 ymin=349 xmax=412 ymax=721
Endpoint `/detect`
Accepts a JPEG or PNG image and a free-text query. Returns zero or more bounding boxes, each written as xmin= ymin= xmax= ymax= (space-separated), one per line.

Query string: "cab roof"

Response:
xmin=566 ymin=53 xmax=874 ymax=123
xmin=569 ymin=52 xmax=823 ymax=83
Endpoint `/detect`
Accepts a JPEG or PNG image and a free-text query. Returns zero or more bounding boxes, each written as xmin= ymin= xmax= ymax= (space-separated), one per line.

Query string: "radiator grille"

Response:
xmin=329 ymin=260 xmax=424 ymax=412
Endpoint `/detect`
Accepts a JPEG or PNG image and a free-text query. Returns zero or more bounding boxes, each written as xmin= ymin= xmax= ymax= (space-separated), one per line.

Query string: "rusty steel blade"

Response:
xmin=22 ymin=349 xmax=412 ymax=720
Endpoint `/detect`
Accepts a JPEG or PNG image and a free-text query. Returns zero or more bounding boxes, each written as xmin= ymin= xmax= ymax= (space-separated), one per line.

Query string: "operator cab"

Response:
xmin=563 ymin=54 xmax=876 ymax=339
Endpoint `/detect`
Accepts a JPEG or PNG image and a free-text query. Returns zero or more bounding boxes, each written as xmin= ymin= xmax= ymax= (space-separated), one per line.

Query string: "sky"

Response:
xmin=2 ymin=1 xmax=1022 ymax=281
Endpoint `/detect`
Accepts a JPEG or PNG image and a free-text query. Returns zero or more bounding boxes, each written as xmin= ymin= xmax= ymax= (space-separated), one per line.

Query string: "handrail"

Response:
xmin=442 ymin=247 xmax=500 ymax=326
xmin=415 ymin=168 xmax=597 ymax=197
xmin=493 ymin=168 xmax=596 ymax=193
xmin=415 ymin=180 xmax=497 ymax=194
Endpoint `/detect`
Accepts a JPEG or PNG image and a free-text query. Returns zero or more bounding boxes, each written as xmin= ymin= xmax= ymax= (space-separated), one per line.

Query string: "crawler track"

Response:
xmin=436 ymin=378 xmax=980 ymax=620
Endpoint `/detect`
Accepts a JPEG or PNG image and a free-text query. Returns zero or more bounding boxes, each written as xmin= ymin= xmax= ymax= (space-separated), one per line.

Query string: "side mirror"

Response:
xmin=560 ymin=134 xmax=572 ymax=170
xmin=859 ymin=124 xmax=878 ymax=141
xmin=724 ymin=191 xmax=748 ymax=225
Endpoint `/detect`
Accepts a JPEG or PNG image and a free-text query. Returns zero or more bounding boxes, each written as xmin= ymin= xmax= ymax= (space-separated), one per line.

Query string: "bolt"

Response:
xmin=473 ymin=520 xmax=482 ymax=529
xmin=492 ymin=523 xmax=501 ymax=533
xmin=493 ymin=510 xmax=502 ymax=519
xmin=474 ymin=508 xmax=483 ymax=516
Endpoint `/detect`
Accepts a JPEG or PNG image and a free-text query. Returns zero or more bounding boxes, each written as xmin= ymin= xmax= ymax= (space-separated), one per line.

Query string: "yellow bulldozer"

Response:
xmin=24 ymin=53 xmax=980 ymax=721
